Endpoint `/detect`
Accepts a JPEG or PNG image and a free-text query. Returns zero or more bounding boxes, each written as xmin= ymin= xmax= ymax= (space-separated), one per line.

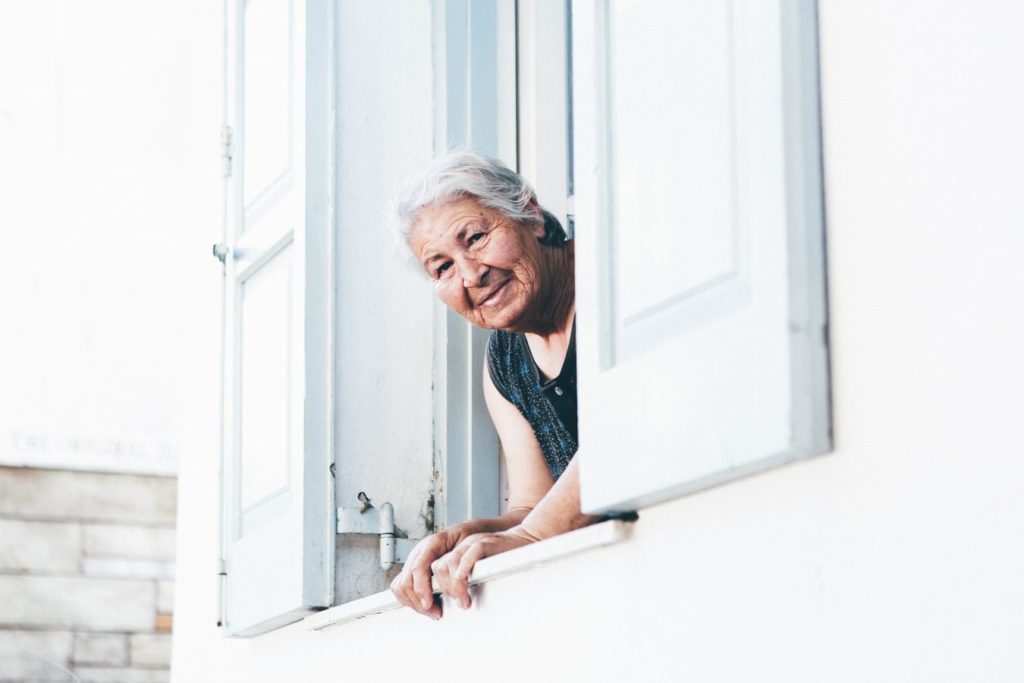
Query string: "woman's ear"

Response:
xmin=525 ymin=197 xmax=545 ymax=238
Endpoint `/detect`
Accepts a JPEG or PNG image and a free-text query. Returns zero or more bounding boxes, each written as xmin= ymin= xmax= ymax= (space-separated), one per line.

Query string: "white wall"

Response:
xmin=0 ymin=0 xmax=218 ymax=477
xmin=172 ymin=1 xmax=1024 ymax=681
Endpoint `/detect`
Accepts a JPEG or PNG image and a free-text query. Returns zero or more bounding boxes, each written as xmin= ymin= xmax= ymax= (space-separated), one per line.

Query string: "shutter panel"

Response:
xmin=572 ymin=0 xmax=830 ymax=514
xmin=516 ymin=0 xmax=571 ymax=227
xmin=434 ymin=0 xmax=516 ymax=529
xmin=220 ymin=0 xmax=333 ymax=636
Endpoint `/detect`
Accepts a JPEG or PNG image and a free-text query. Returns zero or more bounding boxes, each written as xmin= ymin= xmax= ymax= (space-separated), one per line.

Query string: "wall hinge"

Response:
xmin=221 ymin=125 xmax=234 ymax=178
xmin=336 ymin=492 xmax=420 ymax=570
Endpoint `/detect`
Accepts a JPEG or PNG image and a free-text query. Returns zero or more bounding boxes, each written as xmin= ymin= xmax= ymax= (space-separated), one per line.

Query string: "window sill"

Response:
xmin=304 ymin=518 xmax=634 ymax=631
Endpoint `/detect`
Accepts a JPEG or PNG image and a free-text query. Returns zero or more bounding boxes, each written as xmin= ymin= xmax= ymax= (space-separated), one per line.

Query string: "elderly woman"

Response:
xmin=390 ymin=152 xmax=597 ymax=619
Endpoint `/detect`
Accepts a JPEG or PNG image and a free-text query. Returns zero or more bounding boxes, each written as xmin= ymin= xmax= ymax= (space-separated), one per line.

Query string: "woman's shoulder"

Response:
xmin=487 ymin=328 xmax=516 ymax=355
xmin=486 ymin=329 xmax=524 ymax=401
xmin=486 ymin=329 xmax=518 ymax=374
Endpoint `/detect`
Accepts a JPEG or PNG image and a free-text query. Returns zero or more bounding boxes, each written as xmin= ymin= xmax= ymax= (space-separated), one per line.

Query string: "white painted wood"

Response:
xmin=431 ymin=0 xmax=517 ymax=530
xmin=220 ymin=0 xmax=334 ymax=637
xmin=516 ymin=0 xmax=570 ymax=223
xmin=573 ymin=0 xmax=830 ymax=514
xmin=304 ymin=519 xmax=632 ymax=631
xmin=241 ymin=0 xmax=291 ymax=209
xmin=609 ymin=2 xmax=735 ymax=324
xmin=303 ymin=586 xmax=402 ymax=630
xmin=327 ymin=1 xmax=436 ymax=605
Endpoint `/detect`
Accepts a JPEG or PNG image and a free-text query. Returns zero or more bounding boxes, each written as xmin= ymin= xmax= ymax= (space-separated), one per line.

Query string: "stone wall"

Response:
xmin=0 ymin=467 xmax=176 ymax=683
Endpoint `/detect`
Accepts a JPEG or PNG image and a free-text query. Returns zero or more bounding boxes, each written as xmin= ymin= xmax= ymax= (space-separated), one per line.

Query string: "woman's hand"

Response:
xmin=433 ymin=458 xmax=597 ymax=611
xmin=390 ymin=511 xmax=530 ymax=619
xmin=431 ymin=526 xmax=539 ymax=611
xmin=390 ymin=527 xmax=464 ymax=620
xmin=392 ymin=458 xmax=595 ymax=619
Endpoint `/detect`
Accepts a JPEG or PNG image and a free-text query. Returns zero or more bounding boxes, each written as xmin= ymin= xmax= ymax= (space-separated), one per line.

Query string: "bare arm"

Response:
xmin=388 ymin=509 xmax=525 ymax=620
xmin=390 ymin=362 xmax=557 ymax=619
xmin=428 ymin=367 xmax=599 ymax=611
xmin=431 ymin=452 xmax=598 ymax=612
xmin=515 ymin=454 xmax=594 ymax=542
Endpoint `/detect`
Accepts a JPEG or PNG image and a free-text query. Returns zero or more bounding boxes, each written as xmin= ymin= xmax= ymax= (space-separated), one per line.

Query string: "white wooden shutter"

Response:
xmin=220 ymin=0 xmax=333 ymax=636
xmin=517 ymin=0 xmax=571 ymax=229
xmin=433 ymin=0 xmax=516 ymax=529
xmin=572 ymin=0 xmax=830 ymax=514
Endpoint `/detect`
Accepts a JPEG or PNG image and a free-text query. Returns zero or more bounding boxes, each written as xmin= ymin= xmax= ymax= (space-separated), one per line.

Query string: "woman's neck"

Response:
xmin=524 ymin=240 xmax=575 ymax=340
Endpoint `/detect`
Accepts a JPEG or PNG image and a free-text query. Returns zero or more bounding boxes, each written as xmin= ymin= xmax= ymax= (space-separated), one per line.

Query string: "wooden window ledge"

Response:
xmin=304 ymin=519 xmax=633 ymax=631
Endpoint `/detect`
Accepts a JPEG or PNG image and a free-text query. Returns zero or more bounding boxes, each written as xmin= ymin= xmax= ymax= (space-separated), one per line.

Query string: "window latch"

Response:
xmin=212 ymin=242 xmax=229 ymax=265
xmin=337 ymin=492 xmax=419 ymax=570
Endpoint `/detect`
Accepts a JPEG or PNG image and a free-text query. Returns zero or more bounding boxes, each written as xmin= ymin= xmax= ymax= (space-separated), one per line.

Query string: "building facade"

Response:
xmin=171 ymin=1 xmax=1024 ymax=680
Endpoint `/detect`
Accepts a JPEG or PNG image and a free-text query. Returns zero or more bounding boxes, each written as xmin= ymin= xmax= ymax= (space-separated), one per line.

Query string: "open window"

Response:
xmin=216 ymin=0 xmax=829 ymax=637
xmin=216 ymin=0 xmax=520 ymax=637
xmin=437 ymin=0 xmax=830 ymax=525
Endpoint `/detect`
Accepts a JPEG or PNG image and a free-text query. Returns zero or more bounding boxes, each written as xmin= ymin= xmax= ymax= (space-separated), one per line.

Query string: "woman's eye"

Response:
xmin=468 ymin=232 xmax=485 ymax=245
xmin=435 ymin=261 xmax=453 ymax=278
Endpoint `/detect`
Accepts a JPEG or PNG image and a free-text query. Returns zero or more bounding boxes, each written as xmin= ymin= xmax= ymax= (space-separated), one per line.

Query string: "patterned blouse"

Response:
xmin=486 ymin=322 xmax=577 ymax=479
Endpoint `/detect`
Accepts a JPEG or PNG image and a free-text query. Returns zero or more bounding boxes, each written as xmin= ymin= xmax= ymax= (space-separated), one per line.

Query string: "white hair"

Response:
xmin=392 ymin=151 xmax=566 ymax=264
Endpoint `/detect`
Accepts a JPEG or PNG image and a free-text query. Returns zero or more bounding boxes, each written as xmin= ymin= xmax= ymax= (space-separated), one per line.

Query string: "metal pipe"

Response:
xmin=379 ymin=502 xmax=396 ymax=570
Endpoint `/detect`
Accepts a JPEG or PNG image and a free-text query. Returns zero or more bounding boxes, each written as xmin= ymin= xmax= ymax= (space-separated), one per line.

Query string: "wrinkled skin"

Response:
xmin=407 ymin=198 xmax=573 ymax=335
xmin=392 ymin=197 xmax=588 ymax=619
xmin=390 ymin=518 xmax=537 ymax=620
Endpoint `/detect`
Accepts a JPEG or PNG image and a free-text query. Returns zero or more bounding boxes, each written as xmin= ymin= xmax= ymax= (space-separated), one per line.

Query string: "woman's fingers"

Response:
xmin=391 ymin=570 xmax=425 ymax=614
xmin=430 ymin=552 xmax=454 ymax=603
xmin=436 ymin=533 xmax=497 ymax=609
xmin=393 ymin=527 xmax=536 ymax=617
xmin=389 ymin=572 xmax=417 ymax=614
xmin=438 ymin=530 xmax=538 ymax=609
xmin=391 ymin=535 xmax=449 ymax=619
xmin=449 ymin=541 xmax=486 ymax=608
xmin=410 ymin=552 xmax=437 ymax=613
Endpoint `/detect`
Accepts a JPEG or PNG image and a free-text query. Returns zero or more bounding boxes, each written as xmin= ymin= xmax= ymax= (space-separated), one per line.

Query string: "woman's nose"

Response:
xmin=461 ymin=260 xmax=490 ymax=288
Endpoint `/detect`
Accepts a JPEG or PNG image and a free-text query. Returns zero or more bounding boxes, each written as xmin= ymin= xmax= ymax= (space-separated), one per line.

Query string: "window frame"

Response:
xmin=427 ymin=0 xmax=519 ymax=532
xmin=218 ymin=0 xmax=831 ymax=636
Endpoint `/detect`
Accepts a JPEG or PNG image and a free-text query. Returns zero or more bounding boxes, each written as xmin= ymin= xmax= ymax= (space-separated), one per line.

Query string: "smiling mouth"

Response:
xmin=477 ymin=279 xmax=510 ymax=307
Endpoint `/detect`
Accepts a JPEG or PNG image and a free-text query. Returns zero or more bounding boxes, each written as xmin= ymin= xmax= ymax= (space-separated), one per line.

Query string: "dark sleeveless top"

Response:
xmin=485 ymin=324 xmax=577 ymax=480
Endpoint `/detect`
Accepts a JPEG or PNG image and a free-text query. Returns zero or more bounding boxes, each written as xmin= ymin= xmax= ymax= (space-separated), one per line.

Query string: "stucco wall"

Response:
xmin=171 ymin=1 xmax=1024 ymax=681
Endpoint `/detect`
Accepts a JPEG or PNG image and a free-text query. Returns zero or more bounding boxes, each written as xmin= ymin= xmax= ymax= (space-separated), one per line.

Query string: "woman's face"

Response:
xmin=409 ymin=198 xmax=546 ymax=331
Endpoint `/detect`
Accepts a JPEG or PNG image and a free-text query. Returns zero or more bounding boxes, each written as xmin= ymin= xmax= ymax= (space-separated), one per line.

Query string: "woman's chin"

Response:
xmin=471 ymin=307 xmax=522 ymax=332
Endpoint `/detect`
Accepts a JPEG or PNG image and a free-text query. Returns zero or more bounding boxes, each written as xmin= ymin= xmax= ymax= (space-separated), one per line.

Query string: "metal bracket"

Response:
xmin=212 ymin=242 xmax=229 ymax=265
xmin=337 ymin=493 xmax=419 ymax=570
